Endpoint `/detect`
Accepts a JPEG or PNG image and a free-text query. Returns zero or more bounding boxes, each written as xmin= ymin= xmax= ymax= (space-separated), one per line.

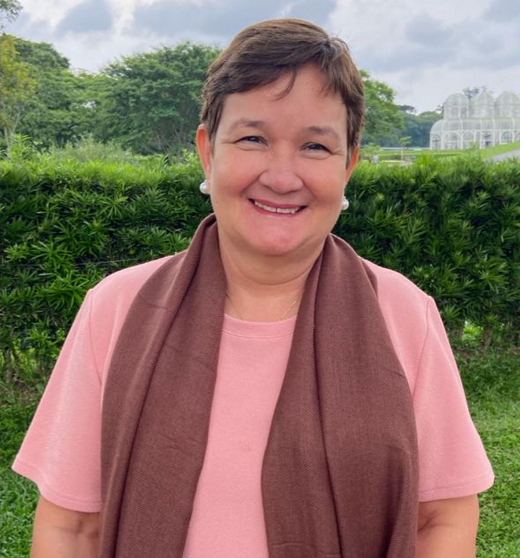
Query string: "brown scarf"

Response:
xmin=100 ymin=214 xmax=418 ymax=558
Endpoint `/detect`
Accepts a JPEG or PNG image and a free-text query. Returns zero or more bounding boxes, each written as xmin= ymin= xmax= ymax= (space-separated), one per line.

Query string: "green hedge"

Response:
xmin=1 ymin=151 xmax=519 ymax=376
xmin=1 ymin=152 xmax=209 ymax=374
xmin=335 ymin=154 xmax=519 ymax=343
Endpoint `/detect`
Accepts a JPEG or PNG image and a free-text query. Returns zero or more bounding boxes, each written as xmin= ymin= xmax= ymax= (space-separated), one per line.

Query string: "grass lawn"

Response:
xmin=1 ymin=347 xmax=519 ymax=556
xmin=362 ymin=141 xmax=520 ymax=164
xmin=456 ymin=347 xmax=520 ymax=556
xmin=0 ymin=382 xmax=43 ymax=557
xmin=480 ymin=140 xmax=520 ymax=158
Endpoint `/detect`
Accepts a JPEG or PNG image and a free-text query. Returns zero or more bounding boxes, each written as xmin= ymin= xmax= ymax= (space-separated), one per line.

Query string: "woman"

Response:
xmin=13 ymin=19 xmax=493 ymax=558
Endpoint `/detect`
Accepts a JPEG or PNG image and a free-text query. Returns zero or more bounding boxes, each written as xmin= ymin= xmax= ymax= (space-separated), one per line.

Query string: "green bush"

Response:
xmin=1 ymin=149 xmax=209 ymax=376
xmin=1 ymin=149 xmax=519 ymax=378
xmin=334 ymin=154 xmax=520 ymax=342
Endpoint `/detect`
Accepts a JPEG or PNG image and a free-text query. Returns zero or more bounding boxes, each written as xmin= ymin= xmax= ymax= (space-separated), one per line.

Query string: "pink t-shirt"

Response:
xmin=13 ymin=256 xmax=494 ymax=557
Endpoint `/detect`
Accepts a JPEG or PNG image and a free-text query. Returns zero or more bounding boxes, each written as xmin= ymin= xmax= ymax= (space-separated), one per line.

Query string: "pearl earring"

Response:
xmin=341 ymin=196 xmax=350 ymax=211
xmin=199 ymin=180 xmax=210 ymax=195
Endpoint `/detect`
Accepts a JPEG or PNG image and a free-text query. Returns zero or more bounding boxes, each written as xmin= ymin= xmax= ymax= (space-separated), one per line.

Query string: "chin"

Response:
xmin=247 ymin=236 xmax=312 ymax=259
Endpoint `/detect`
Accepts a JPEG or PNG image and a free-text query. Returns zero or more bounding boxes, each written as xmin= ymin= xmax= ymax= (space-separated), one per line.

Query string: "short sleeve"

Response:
xmin=12 ymin=290 xmax=103 ymax=513
xmin=414 ymin=298 xmax=494 ymax=501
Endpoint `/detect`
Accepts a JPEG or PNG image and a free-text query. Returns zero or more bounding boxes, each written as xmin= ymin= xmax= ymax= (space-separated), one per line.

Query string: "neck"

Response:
xmin=219 ymin=238 xmax=323 ymax=322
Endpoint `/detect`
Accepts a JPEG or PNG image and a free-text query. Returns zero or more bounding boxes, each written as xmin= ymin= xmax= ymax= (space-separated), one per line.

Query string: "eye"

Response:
xmin=304 ymin=143 xmax=331 ymax=154
xmin=238 ymin=136 xmax=265 ymax=144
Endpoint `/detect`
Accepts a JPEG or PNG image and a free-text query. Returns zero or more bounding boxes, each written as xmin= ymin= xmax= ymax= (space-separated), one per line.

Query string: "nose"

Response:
xmin=258 ymin=153 xmax=304 ymax=194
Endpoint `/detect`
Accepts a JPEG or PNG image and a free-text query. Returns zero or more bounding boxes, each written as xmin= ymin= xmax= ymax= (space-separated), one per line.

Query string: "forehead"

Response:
xmin=218 ymin=66 xmax=347 ymax=135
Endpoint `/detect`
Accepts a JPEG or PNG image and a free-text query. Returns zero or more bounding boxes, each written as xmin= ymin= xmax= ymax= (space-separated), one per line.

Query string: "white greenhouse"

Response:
xmin=430 ymin=91 xmax=520 ymax=150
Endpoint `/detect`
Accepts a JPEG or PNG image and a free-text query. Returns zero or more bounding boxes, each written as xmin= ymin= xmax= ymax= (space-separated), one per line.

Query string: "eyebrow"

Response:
xmin=305 ymin=125 xmax=341 ymax=142
xmin=227 ymin=119 xmax=267 ymax=133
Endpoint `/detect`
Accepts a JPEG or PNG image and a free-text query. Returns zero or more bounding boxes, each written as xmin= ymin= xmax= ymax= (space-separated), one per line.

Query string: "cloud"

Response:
xmin=485 ymin=0 xmax=520 ymax=23
xmin=325 ymin=0 xmax=520 ymax=113
xmin=280 ymin=0 xmax=338 ymax=23
xmin=405 ymin=14 xmax=453 ymax=47
xmin=334 ymin=0 xmax=520 ymax=77
xmin=357 ymin=44 xmax=451 ymax=73
xmin=131 ymin=0 xmax=336 ymax=40
xmin=449 ymin=16 xmax=520 ymax=71
xmin=6 ymin=0 xmax=519 ymax=114
xmin=6 ymin=10 xmax=54 ymax=42
xmin=351 ymin=14 xmax=457 ymax=74
xmin=56 ymin=0 xmax=113 ymax=34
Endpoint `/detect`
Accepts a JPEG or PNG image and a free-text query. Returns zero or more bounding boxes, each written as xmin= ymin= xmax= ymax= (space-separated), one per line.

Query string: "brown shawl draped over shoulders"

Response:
xmin=100 ymin=214 xmax=418 ymax=558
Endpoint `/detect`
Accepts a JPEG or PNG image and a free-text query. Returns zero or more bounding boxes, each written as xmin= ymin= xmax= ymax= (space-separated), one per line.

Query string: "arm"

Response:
xmin=31 ymin=496 xmax=100 ymax=558
xmin=416 ymin=495 xmax=480 ymax=558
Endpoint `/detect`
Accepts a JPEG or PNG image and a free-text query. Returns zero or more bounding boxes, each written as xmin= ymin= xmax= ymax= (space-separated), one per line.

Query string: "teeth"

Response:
xmin=253 ymin=200 xmax=300 ymax=214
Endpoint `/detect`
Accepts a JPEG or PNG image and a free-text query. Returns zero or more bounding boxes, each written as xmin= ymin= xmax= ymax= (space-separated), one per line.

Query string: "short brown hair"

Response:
xmin=200 ymin=19 xmax=364 ymax=161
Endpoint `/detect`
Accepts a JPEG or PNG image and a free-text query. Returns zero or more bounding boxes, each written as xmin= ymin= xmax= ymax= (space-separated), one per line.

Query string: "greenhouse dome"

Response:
xmin=430 ymin=91 xmax=520 ymax=149
xmin=495 ymin=92 xmax=520 ymax=118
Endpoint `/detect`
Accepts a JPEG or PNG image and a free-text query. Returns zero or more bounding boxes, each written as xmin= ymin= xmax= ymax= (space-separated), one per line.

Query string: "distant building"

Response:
xmin=430 ymin=91 xmax=520 ymax=149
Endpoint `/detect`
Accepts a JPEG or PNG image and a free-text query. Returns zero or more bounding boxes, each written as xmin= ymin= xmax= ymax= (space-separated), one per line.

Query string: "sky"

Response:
xmin=6 ymin=0 xmax=520 ymax=113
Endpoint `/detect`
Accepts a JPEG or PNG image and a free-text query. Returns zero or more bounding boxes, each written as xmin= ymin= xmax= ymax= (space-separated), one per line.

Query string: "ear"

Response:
xmin=345 ymin=146 xmax=360 ymax=184
xmin=196 ymin=124 xmax=212 ymax=178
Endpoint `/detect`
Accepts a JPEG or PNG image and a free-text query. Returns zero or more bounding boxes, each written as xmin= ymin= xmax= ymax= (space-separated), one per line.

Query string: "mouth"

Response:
xmin=250 ymin=199 xmax=306 ymax=215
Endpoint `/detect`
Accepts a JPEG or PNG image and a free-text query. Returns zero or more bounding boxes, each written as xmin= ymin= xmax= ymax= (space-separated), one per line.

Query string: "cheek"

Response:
xmin=311 ymin=176 xmax=346 ymax=205
xmin=213 ymin=157 xmax=262 ymax=194
xmin=302 ymin=160 xmax=346 ymax=197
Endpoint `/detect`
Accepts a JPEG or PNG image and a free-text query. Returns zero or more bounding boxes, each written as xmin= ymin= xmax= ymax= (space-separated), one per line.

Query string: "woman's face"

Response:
xmin=197 ymin=65 xmax=359 ymax=262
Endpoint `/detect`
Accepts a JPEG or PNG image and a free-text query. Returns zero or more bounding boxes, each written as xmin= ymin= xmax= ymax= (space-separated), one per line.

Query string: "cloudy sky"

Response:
xmin=7 ymin=0 xmax=520 ymax=113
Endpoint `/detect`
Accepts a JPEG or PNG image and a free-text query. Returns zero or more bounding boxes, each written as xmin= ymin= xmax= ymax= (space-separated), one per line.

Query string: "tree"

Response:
xmin=398 ymin=105 xmax=416 ymax=114
xmin=69 ymin=71 xmax=111 ymax=141
xmin=0 ymin=34 xmax=36 ymax=150
xmin=9 ymin=37 xmax=99 ymax=148
xmin=396 ymin=110 xmax=442 ymax=147
xmin=463 ymin=87 xmax=480 ymax=100
xmin=0 ymin=0 xmax=21 ymax=31
xmin=361 ymin=70 xmax=404 ymax=145
xmin=462 ymin=86 xmax=492 ymax=100
xmin=398 ymin=135 xmax=411 ymax=160
xmin=13 ymin=37 xmax=70 ymax=70
xmin=96 ymin=42 xmax=220 ymax=155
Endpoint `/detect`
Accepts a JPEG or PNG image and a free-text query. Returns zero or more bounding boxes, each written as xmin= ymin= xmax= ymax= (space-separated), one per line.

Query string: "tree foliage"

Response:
xmin=399 ymin=109 xmax=442 ymax=147
xmin=0 ymin=35 xmax=412 ymax=154
xmin=0 ymin=34 xmax=36 ymax=150
xmin=10 ymin=37 xmax=95 ymax=149
xmin=462 ymin=86 xmax=489 ymax=100
xmin=378 ymin=105 xmax=443 ymax=147
xmin=96 ymin=42 xmax=220 ymax=155
xmin=361 ymin=70 xmax=404 ymax=145
xmin=0 ymin=0 xmax=21 ymax=30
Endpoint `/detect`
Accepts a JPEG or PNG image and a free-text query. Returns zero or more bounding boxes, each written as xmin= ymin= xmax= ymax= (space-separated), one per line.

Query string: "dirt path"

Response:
xmin=491 ymin=149 xmax=520 ymax=161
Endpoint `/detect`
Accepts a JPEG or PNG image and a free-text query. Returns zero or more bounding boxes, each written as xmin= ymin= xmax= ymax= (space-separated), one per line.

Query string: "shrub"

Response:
xmin=1 ymin=150 xmax=519 ymax=378
xmin=1 ymin=149 xmax=209 ymax=376
xmin=334 ymin=153 xmax=520 ymax=342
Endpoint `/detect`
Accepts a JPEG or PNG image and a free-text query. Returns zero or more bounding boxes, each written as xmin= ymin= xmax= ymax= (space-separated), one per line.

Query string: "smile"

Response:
xmin=251 ymin=200 xmax=304 ymax=215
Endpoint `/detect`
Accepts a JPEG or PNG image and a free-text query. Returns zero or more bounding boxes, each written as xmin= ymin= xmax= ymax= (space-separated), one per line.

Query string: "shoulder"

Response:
xmin=362 ymin=258 xmax=431 ymax=310
xmin=86 ymin=254 xmax=183 ymax=382
xmin=89 ymin=252 xmax=188 ymax=316
xmin=361 ymin=258 xmax=435 ymax=393
xmin=91 ymin=255 xmax=178 ymax=303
